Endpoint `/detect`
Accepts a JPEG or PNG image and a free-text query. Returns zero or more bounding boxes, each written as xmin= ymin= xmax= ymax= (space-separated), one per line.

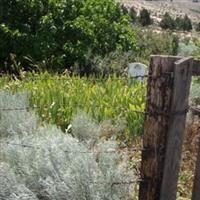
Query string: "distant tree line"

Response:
xmin=160 ymin=13 xmax=193 ymax=31
xmin=121 ymin=6 xmax=153 ymax=26
xmin=121 ymin=5 xmax=200 ymax=32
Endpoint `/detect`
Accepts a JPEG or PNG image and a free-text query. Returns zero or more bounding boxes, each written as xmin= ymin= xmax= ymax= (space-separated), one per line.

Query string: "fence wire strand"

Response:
xmin=4 ymin=141 xmax=144 ymax=153
xmin=1 ymin=141 xmax=146 ymax=185
xmin=0 ymin=105 xmax=190 ymax=116
xmin=0 ymin=72 xmax=173 ymax=81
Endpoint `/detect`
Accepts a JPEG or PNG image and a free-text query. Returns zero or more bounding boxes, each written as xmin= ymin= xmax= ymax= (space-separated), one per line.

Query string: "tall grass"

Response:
xmin=0 ymin=73 xmax=146 ymax=141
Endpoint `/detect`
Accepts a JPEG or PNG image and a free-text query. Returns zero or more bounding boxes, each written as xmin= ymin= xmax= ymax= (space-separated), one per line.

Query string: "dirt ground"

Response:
xmin=120 ymin=0 xmax=200 ymax=23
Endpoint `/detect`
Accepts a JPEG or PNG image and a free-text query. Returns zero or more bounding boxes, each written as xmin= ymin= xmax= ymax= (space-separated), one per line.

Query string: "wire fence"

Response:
xmin=1 ymin=140 xmax=145 ymax=186
xmin=0 ymin=105 xmax=192 ymax=116
xmin=0 ymin=72 xmax=199 ymax=190
xmin=0 ymin=72 xmax=174 ymax=81
xmin=1 ymin=72 xmax=196 ymax=119
xmin=3 ymin=141 xmax=148 ymax=153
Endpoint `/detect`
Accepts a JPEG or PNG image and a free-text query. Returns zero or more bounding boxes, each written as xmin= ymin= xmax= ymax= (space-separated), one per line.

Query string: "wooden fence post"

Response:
xmin=192 ymin=136 xmax=200 ymax=200
xmin=191 ymin=58 xmax=200 ymax=200
xmin=139 ymin=55 xmax=181 ymax=200
xmin=160 ymin=57 xmax=193 ymax=200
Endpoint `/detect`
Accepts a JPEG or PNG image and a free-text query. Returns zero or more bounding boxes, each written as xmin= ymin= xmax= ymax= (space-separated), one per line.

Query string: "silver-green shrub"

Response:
xmin=0 ymin=92 xmax=135 ymax=200
xmin=0 ymin=91 xmax=38 ymax=138
xmin=0 ymin=162 xmax=39 ymax=200
xmin=71 ymin=111 xmax=101 ymax=147
xmin=178 ymin=41 xmax=198 ymax=57
xmin=71 ymin=112 xmax=127 ymax=147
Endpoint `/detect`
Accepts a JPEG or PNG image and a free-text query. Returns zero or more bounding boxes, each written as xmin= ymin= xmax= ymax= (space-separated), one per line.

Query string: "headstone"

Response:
xmin=128 ymin=62 xmax=147 ymax=82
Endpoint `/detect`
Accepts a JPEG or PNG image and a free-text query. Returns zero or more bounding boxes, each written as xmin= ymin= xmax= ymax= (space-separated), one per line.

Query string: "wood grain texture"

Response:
xmin=192 ymin=59 xmax=200 ymax=76
xmin=150 ymin=56 xmax=199 ymax=76
xmin=160 ymin=57 xmax=193 ymax=200
xmin=139 ymin=55 xmax=180 ymax=200
xmin=192 ymin=138 xmax=200 ymax=200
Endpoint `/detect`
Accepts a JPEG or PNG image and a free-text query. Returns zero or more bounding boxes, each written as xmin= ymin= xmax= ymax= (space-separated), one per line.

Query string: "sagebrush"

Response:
xmin=0 ymin=91 xmax=136 ymax=200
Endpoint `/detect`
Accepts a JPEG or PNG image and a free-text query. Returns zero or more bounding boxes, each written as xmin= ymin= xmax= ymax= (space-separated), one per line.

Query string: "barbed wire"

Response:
xmin=1 ymin=141 xmax=147 ymax=185
xmin=190 ymin=106 xmax=200 ymax=115
xmin=0 ymin=106 xmax=145 ymax=114
xmin=0 ymin=72 xmax=173 ymax=81
xmin=1 ymin=74 xmax=146 ymax=81
xmin=0 ymin=105 xmax=191 ymax=116
xmin=4 ymin=141 xmax=145 ymax=153
xmin=23 ymin=75 xmax=149 ymax=81
xmin=93 ymin=179 xmax=145 ymax=186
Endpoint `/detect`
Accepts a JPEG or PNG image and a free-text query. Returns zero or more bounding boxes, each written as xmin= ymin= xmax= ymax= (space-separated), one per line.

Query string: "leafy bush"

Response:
xmin=190 ymin=78 xmax=200 ymax=104
xmin=129 ymin=7 xmax=137 ymax=24
xmin=0 ymin=92 xmax=136 ymax=200
xmin=138 ymin=8 xmax=152 ymax=26
xmin=193 ymin=39 xmax=200 ymax=59
xmin=160 ymin=13 xmax=176 ymax=30
xmin=1 ymin=73 xmax=145 ymax=140
xmin=195 ymin=22 xmax=200 ymax=32
xmin=0 ymin=0 xmax=137 ymax=73
xmin=175 ymin=15 xmax=193 ymax=31
xmin=136 ymin=29 xmax=179 ymax=62
xmin=121 ymin=4 xmax=129 ymax=15
xmin=160 ymin=13 xmax=193 ymax=31
xmin=181 ymin=15 xmax=193 ymax=31
xmin=178 ymin=40 xmax=198 ymax=57
xmin=77 ymin=50 xmax=138 ymax=76
xmin=175 ymin=17 xmax=184 ymax=30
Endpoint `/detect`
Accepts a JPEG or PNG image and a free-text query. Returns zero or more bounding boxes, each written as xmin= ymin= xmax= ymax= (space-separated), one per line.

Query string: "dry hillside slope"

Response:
xmin=120 ymin=0 xmax=200 ymax=22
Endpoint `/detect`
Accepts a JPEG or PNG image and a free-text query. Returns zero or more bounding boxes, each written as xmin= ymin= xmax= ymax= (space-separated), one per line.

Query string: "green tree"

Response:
xmin=139 ymin=8 xmax=152 ymax=26
xmin=129 ymin=7 xmax=137 ymax=24
xmin=175 ymin=15 xmax=193 ymax=31
xmin=182 ymin=15 xmax=193 ymax=31
xmin=160 ymin=13 xmax=175 ymax=30
xmin=196 ymin=22 xmax=200 ymax=32
xmin=121 ymin=4 xmax=129 ymax=15
xmin=0 ymin=0 xmax=137 ymax=73
xmin=175 ymin=17 xmax=183 ymax=30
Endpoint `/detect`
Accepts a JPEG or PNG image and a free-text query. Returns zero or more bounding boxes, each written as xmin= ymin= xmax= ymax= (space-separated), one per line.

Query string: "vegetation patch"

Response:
xmin=0 ymin=73 xmax=146 ymax=142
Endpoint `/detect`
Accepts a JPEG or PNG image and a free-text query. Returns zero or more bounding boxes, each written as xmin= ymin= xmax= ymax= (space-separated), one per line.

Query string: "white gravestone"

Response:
xmin=128 ymin=62 xmax=147 ymax=82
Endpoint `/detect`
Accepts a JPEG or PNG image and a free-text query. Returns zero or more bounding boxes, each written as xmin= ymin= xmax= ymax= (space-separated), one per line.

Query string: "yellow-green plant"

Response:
xmin=1 ymin=73 xmax=146 ymax=141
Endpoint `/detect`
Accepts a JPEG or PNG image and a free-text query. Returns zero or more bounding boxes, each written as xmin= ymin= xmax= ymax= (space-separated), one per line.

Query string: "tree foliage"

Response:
xmin=138 ymin=8 xmax=152 ymax=26
xmin=160 ymin=13 xmax=193 ymax=31
xmin=129 ymin=7 xmax=137 ymax=24
xmin=0 ymin=0 xmax=137 ymax=72
xmin=136 ymin=29 xmax=179 ymax=62
xmin=160 ymin=13 xmax=176 ymax=30
xmin=175 ymin=15 xmax=193 ymax=31
xmin=195 ymin=22 xmax=200 ymax=32
xmin=182 ymin=15 xmax=193 ymax=31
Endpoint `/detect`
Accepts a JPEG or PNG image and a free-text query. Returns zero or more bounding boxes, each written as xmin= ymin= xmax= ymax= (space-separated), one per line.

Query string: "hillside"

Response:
xmin=120 ymin=0 xmax=200 ymax=23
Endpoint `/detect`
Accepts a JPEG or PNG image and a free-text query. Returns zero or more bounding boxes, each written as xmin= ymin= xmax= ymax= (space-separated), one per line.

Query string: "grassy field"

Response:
xmin=0 ymin=73 xmax=146 ymax=142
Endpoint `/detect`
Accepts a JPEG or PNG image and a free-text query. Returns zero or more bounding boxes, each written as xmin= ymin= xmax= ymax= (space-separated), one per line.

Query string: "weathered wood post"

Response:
xmin=192 ymin=137 xmax=200 ymax=200
xmin=139 ymin=56 xmax=193 ymax=200
xmin=160 ymin=57 xmax=193 ymax=200
xmin=139 ymin=55 xmax=180 ymax=200
xmin=191 ymin=59 xmax=200 ymax=200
